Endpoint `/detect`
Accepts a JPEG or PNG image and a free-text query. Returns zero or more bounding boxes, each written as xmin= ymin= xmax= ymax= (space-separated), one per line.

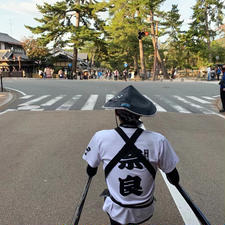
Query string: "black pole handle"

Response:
xmin=175 ymin=184 xmax=211 ymax=225
xmin=72 ymin=176 xmax=92 ymax=225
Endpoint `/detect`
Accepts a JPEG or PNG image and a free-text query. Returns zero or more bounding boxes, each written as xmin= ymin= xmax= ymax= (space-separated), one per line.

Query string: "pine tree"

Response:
xmin=189 ymin=0 xmax=224 ymax=62
xmin=25 ymin=0 xmax=107 ymax=73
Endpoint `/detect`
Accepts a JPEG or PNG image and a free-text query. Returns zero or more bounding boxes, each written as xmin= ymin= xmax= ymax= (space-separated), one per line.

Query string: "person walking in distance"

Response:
xmin=219 ymin=65 xmax=225 ymax=113
xmin=82 ymin=85 xmax=180 ymax=225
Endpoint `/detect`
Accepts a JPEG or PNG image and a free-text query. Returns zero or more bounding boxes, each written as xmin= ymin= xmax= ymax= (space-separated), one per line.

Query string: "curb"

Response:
xmin=0 ymin=92 xmax=13 ymax=107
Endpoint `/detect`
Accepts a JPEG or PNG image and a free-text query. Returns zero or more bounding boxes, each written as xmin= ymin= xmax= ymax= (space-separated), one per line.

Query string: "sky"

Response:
xmin=0 ymin=0 xmax=216 ymax=42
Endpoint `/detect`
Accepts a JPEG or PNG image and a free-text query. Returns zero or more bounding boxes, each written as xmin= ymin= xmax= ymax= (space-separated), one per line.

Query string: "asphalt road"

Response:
xmin=1 ymin=79 xmax=220 ymax=115
xmin=0 ymin=110 xmax=224 ymax=225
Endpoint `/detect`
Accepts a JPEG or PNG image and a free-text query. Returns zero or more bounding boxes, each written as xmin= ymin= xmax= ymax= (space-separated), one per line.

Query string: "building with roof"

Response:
xmin=0 ymin=32 xmax=36 ymax=77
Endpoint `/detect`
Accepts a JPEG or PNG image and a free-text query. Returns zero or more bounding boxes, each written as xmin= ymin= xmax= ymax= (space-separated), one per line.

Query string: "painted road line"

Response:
xmin=201 ymin=96 xmax=215 ymax=100
xmin=19 ymin=95 xmax=50 ymax=106
xmin=158 ymin=96 xmax=191 ymax=113
xmin=105 ymin=94 xmax=114 ymax=103
xmin=104 ymin=94 xmax=115 ymax=110
xmin=20 ymin=95 xmax=34 ymax=100
xmin=5 ymin=87 xmax=26 ymax=96
xmin=41 ymin=95 xmax=65 ymax=106
xmin=212 ymin=95 xmax=220 ymax=98
xmin=186 ymin=96 xmax=210 ymax=104
xmin=56 ymin=95 xmax=82 ymax=111
xmin=0 ymin=109 xmax=17 ymax=115
xmin=160 ymin=171 xmax=201 ymax=225
xmin=140 ymin=123 xmax=201 ymax=225
xmin=81 ymin=94 xmax=98 ymax=110
xmin=144 ymin=95 xmax=167 ymax=112
xmin=173 ymin=96 xmax=215 ymax=114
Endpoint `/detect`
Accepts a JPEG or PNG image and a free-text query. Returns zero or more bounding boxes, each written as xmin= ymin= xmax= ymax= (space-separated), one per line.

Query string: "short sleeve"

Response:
xmin=82 ymin=133 xmax=101 ymax=168
xmin=158 ymin=137 xmax=179 ymax=173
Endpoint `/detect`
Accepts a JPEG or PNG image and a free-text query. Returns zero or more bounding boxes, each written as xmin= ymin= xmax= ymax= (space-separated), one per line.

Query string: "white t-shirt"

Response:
xmin=82 ymin=127 xmax=179 ymax=224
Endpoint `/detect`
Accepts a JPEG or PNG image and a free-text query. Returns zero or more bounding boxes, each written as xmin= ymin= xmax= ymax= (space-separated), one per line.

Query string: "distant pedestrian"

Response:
xmin=219 ymin=65 xmax=225 ymax=113
xmin=207 ymin=66 xmax=211 ymax=81
xmin=216 ymin=67 xmax=221 ymax=81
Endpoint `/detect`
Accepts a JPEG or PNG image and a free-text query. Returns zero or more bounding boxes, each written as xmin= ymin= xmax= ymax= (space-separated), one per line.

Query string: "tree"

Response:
xmin=25 ymin=0 xmax=107 ymax=74
xmin=21 ymin=37 xmax=49 ymax=67
xmin=189 ymin=0 xmax=225 ymax=62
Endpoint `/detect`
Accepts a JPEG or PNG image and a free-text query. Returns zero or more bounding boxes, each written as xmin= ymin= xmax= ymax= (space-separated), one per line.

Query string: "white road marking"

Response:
xmin=160 ymin=171 xmax=201 ymax=225
xmin=212 ymin=95 xmax=220 ymax=98
xmin=56 ymin=95 xmax=82 ymax=111
xmin=0 ymin=109 xmax=17 ymax=115
xmin=41 ymin=95 xmax=65 ymax=106
xmin=81 ymin=94 xmax=98 ymax=110
xmin=5 ymin=87 xmax=26 ymax=96
xmin=104 ymin=94 xmax=115 ymax=110
xmin=105 ymin=94 xmax=114 ymax=103
xmin=186 ymin=96 xmax=210 ymax=104
xmin=140 ymin=123 xmax=201 ymax=225
xmin=144 ymin=95 xmax=167 ymax=112
xmin=173 ymin=96 xmax=214 ymax=114
xmin=20 ymin=95 xmax=34 ymax=100
xmin=19 ymin=95 xmax=50 ymax=106
xmin=17 ymin=105 xmax=41 ymax=110
xmin=157 ymin=96 xmax=191 ymax=114
xmin=201 ymin=96 xmax=215 ymax=100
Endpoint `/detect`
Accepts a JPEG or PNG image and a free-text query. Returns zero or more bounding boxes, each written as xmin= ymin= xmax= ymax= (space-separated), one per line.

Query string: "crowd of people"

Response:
xmin=207 ymin=65 xmax=223 ymax=81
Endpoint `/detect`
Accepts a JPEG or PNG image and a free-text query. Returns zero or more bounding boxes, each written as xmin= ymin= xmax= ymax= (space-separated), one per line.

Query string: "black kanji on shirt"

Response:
xmin=118 ymin=150 xmax=144 ymax=170
xmin=119 ymin=175 xmax=143 ymax=196
xmin=84 ymin=146 xmax=91 ymax=155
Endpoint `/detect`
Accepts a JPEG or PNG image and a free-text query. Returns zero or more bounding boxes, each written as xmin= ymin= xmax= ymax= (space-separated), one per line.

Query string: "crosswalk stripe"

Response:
xmin=19 ymin=95 xmax=50 ymax=106
xmin=144 ymin=95 xmax=167 ymax=112
xmin=158 ymin=96 xmax=191 ymax=113
xmin=19 ymin=95 xmax=34 ymax=99
xmin=202 ymin=96 xmax=215 ymax=100
xmin=105 ymin=94 xmax=114 ymax=103
xmin=173 ymin=96 xmax=215 ymax=114
xmin=186 ymin=96 xmax=210 ymax=104
xmin=56 ymin=95 xmax=82 ymax=111
xmin=81 ymin=94 xmax=99 ymax=110
xmin=41 ymin=95 xmax=65 ymax=106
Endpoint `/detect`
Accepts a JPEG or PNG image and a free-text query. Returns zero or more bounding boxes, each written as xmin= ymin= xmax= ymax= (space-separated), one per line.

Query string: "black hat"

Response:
xmin=104 ymin=85 xmax=157 ymax=116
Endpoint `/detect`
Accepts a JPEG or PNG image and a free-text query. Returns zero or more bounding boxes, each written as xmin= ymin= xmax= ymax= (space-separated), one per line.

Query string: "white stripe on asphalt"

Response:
xmin=157 ymin=96 xmax=191 ymax=114
xmin=81 ymin=94 xmax=98 ymax=110
xmin=56 ymin=95 xmax=82 ymax=111
xmin=20 ymin=95 xmax=34 ymax=100
xmin=105 ymin=94 xmax=114 ymax=103
xmin=140 ymin=123 xmax=201 ymax=225
xmin=212 ymin=95 xmax=220 ymax=98
xmin=104 ymin=94 xmax=115 ymax=110
xmin=0 ymin=109 xmax=17 ymax=115
xmin=201 ymin=96 xmax=215 ymax=100
xmin=160 ymin=171 xmax=201 ymax=225
xmin=186 ymin=96 xmax=210 ymax=104
xmin=144 ymin=95 xmax=167 ymax=112
xmin=5 ymin=87 xmax=26 ymax=96
xmin=173 ymin=96 xmax=214 ymax=114
xmin=19 ymin=95 xmax=50 ymax=106
xmin=41 ymin=95 xmax=65 ymax=106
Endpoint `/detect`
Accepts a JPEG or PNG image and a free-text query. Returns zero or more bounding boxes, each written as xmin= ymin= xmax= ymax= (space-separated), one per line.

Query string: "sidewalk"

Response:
xmin=0 ymin=92 xmax=13 ymax=108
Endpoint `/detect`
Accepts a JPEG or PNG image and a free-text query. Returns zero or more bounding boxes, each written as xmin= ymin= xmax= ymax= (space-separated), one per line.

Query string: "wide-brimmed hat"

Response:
xmin=104 ymin=85 xmax=157 ymax=116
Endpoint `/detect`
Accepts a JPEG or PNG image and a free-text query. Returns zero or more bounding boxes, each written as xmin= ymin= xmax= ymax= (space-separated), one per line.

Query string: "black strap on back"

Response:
xmin=104 ymin=127 xmax=156 ymax=179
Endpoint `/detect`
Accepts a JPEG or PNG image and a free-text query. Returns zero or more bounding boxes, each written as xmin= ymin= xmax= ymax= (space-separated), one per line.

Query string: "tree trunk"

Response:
xmin=150 ymin=12 xmax=167 ymax=79
xmin=205 ymin=2 xmax=211 ymax=62
xmin=133 ymin=54 xmax=138 ymax=73
xmin=139 ymin=39 xmax=146 ymax=79
xmin=72 ymin=0 xmax=80 ymax=74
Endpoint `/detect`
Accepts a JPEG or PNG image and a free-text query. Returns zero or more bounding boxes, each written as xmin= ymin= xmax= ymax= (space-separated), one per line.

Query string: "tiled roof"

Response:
xmin=0 ymin=32 xmax=21 ymax=45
